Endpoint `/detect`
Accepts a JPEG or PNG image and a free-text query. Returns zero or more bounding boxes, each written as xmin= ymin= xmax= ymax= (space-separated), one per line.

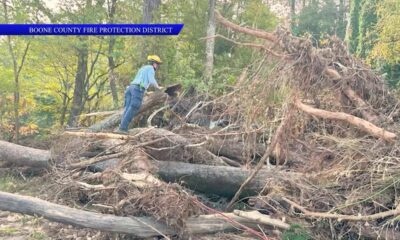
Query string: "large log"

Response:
xmin=0 ymin=140 xmax=300 ymax=198
xmin=67 ymin=128 xmax=227 ymax=166
xmin=0 ymin=191 xmax=259 ymax=237
xmin=0 ymin=140 xmax=50 ymax=168
xmin=154 ymin=161 xmax=302 ymax=198
xmin=206 ymin=138 xmax=265 ymax=163
xmin=139 ymin=128 xmax=227 ymax=165
xmin=65 ymin=129 xmax=266 ymax=165
xmin=90 ymin=159 xmax=301 ymax=197
xmin=88 ymin=84 xmax=181 ymax=132
xmin=87 ymin=92 xmax=163 ymax=132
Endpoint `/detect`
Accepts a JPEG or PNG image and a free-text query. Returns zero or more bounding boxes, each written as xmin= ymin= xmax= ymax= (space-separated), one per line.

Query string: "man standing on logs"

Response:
xmin=117 ymin=55 xmax=163 ymax=134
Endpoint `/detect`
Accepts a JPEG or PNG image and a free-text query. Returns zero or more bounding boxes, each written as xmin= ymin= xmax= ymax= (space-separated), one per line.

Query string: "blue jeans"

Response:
xmin=119 ymin=85 xmax=145 ymax=131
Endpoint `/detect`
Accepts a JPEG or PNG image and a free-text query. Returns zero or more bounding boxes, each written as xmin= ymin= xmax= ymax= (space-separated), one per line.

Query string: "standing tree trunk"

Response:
xmin=60 ymin=93 xmax=70 ymax=127
xmin=289 ymin=0 xmax=296 ymax=30
xmin=142 ymin=0 xmax=161 ymax=23
xmin=57 ymin=65 xmax=72 ymax=127
xmin=345 ymin=0 xmax=361 ymax=53
xmin=68 ymin=37 xmax=89 ymax=127
xmin=205 ymin=0 xmax=216 ymax=84
xmin=142 ymin=0 xmax=161 ymax=58
xmin=337 ymin=0 xmax=346 ymax=39
xmin=3 ymin=0 xmax=30 ymax=143
xmin=108 ymin=0 xmax=119 ymax=109
xmin=356 ymin=0 xmax=378 ymax=58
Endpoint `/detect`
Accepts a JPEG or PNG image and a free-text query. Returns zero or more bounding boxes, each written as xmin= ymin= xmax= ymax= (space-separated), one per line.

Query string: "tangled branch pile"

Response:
xmin=50 ymin=11 xmax=400 ymax=239
xmin=211 ymin=11 xmax=400 ymax=239
xmin=2 ymin=11 xmax=400 ymax=240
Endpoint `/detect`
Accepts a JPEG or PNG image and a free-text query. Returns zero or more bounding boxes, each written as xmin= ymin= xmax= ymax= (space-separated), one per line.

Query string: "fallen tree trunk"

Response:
xmin=87 ymin=91 xmax=166 ymax=132
xmin=90 ymin=159 xmax=302 ymax=197
xmin=84 ymin=125 xmax=266 ymax=164
xmin=88 ymin=84 xmax=181 ymax=132
xmin=0 ymin=191 xmax=260 ymax=237
xmin=67 ymin=128 xmax=227 ymax=165
xmin=206 ymin=138 xmax=265 ymax=163
xmin=0 ymin=140 xmax=50 ymax=168
xmin=140 ymin=128 xmax=227 ymax=165
xmin=154 ymin=161 xmax=302 ymax=198
xmin=0 ymin=140 xmax=301 ymax=198
xmin=87 ymin=109 xmax=124 ymax=132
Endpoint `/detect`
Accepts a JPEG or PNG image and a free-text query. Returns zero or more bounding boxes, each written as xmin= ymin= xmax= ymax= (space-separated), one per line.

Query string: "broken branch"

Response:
xmin=283 ymin=197 xmax=400 ymax=222
xmin=233 ymin=210 xmax=290 ymax=230
xmin=294 ymin=98 xmax=396 ymax=141
xmin=226 ymin=114 xmax=290 ymax=210
xmin=215 ymin=10 xmax=278 ymax=43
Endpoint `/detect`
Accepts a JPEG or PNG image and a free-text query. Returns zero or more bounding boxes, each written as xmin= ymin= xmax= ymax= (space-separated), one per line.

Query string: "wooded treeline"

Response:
xmin=0 ymin=0 xmax=398 ymax=144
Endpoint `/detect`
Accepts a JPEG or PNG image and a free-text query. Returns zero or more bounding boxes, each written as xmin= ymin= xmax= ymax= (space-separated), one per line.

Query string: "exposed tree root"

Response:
xmin=294 ymin=98 xmax=396 ymax=141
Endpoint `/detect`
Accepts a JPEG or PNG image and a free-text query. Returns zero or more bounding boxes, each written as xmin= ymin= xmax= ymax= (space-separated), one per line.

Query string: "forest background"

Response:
xmin=0 ymin=0 xmax=398 ymax=143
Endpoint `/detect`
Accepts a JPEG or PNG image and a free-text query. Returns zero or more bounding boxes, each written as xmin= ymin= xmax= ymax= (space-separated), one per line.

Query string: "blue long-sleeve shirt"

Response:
xmin=130 ymin=65 xmax=160 ymax=90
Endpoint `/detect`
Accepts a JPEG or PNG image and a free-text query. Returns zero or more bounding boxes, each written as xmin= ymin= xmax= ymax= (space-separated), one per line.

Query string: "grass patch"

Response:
xmin=0 ymin=226 xmax=18 ymax=236
xmin=0 ymin=173 xmax=46 ymax=196
xmin=0 ymin=174 xmax=25 ymax=193
xmin=30 ymin=231 xmax=47 ymax=240
xmin=282 ymin=224 xmax=311 ymax=240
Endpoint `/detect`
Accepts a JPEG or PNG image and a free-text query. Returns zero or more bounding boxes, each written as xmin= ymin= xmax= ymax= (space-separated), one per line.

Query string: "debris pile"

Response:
xmin=1 ymin=12 xmax=400 ymax=240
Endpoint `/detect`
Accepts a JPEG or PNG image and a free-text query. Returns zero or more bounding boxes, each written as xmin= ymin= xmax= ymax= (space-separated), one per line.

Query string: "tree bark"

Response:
xmin=337 ymin=0 xmax=346 ymax=38
xmin=345 ymin=0 xmax=361 ymax=53
xmin=206 ymin=138 xmax=265 ymax=163
xmin=154 ymin=161 xmax=301 ymax=198
xmin=60 ymin=92 xmax=70 ymax=127
xmin=88 ymin=91 xmax=166 ymax=132
xmin=0 ymin=191 xmax=259 ymax=237
xmin=142 ymin=0 xmax=161 ymax=58
xmin=205 ymin=0 xmax=216 ymax=83
xmin=142 ymin=0 xmax=161 ymax=23
xmin=108 ymin=0 xmax=118 ymax=108
xmin=139 ymin=128 xmax=227 ymax=165
xmin=3 ymin=0 xmax=30 ymax=143
xmin=0 ymin=138 xmax=300 ymax=197
xmin=289 ymin=0 xmax=296 ymax=29
xmin=66 ymin=127 xmax=227 ymax=166
xmin=68 ymin=37 xmax=89 ymax=127
xmin=0 ymin=140 xmax=50 ymax=168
